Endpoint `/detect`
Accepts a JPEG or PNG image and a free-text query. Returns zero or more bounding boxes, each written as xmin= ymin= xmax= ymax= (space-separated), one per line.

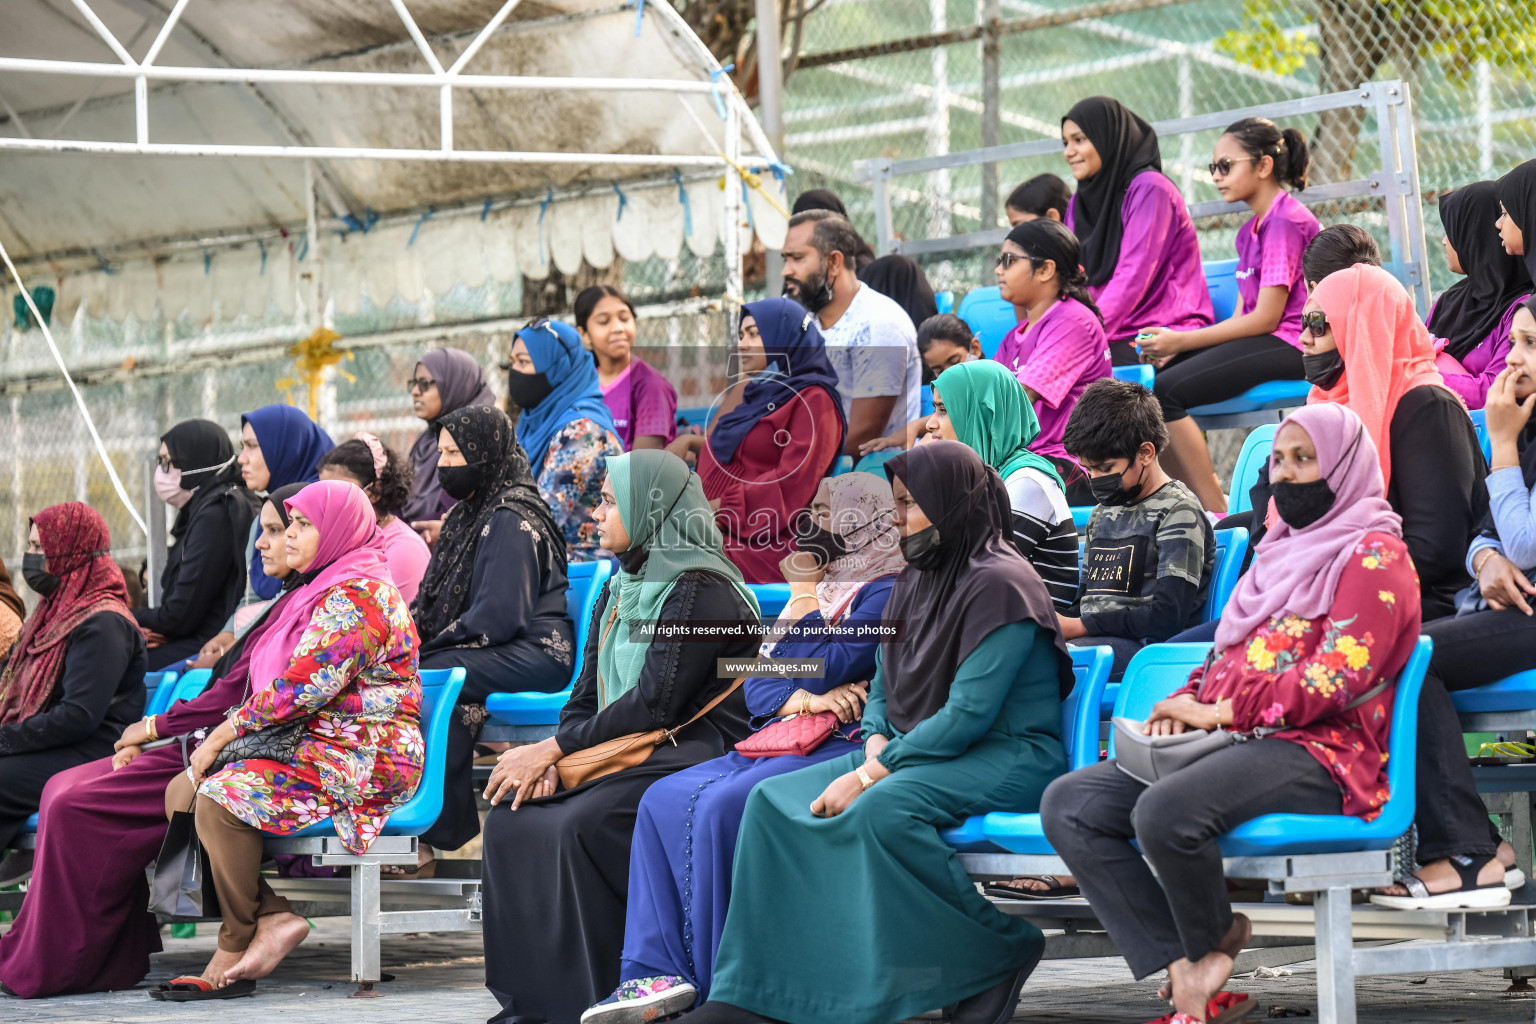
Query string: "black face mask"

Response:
xmin=1271 ymin=479 xmax=1337 ymax=530
xmin=797 ymin=524 xmax=848 ymax=567
xmin=1303 ymin=349 xmax=1345 ymax=390
xmin=900 ymin=524 xmax=944 ymax=570
xmin=1088 ymin=460 xmax=1145 ymax=507
xmin=783 ymin=273 xmax=833 ymax=314
xmin=22 ymin=551 xmax=57 ymax=597
xmin=507 ymin=371 xmax=555 ymax=411
xmin=437 ymin=464 xmax=484 ymax=501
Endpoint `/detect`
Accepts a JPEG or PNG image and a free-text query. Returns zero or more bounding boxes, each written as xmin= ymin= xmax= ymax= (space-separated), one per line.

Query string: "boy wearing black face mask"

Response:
xmin=1057 ymin=379 xmax=1214 ymax=680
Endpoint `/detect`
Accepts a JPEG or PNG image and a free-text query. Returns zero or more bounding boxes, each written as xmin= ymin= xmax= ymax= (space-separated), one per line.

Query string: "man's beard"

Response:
xmin=783 ymin=269 xmax=834 ymax=313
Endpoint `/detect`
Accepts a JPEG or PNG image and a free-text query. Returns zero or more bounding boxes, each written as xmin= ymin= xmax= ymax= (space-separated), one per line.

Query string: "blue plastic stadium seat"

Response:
xmin=1070 ymin=506 xmax=1093 ymax=530
xmin=485 ymin=560 xmax=613 ymax=727
xmin=1112 ymin=364 xmax=1154 ymax=388
xmin=935 ymin=290 xmax=955 ymax=315
xmin=1450 ymin=669 xmax=1536 ymax=714
xmin=1228 ymin=424 xmax=1278 ymax=516
xmin=165 ymin=668 xmax=212 ymax=707
xmin=941 ymin=645 xmax=1113 ymax=852
xmin=954 ymin=286 xmax=1017 ymax=358
xmin=676 ymin=406 xmax=711 ymax=429
xmin=853 ymin=450 xmax=902 ymax=475
xmin=920 ymin=384 xmax=934 ymax=418
xmin=1110 ymin=638 xmax=1429 ymax=856
xmin=288 ymin=667 xmax=466 ymax=838
xmin=1204 ymin=258 xmax=1240 ymax=321
xmin=1203 ymin=528 xmax=1248 ymax=623
xmin=1469 ymin=408 xmax=1491 ymax=465
xmin=748 ymin=583 xmax=791 ymax=620
xmin=143 ymin=669 xmax=180 ymax=716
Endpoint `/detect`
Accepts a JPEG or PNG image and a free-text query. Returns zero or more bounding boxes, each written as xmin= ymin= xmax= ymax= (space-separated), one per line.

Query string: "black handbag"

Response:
xmin=145 ymin=737 xmax=220 ymax=918
xmin=207 ymin=671 xmax=312 ymax=772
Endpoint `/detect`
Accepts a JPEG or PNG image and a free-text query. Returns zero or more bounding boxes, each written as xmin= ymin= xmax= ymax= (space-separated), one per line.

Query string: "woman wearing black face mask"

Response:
xmin=408 ymin=405 xmax=576 ymax=869
xmin=0 ymin=503 xmax=144 ymax=861
xmin=509 ymin=318 xmax=623 ymax=561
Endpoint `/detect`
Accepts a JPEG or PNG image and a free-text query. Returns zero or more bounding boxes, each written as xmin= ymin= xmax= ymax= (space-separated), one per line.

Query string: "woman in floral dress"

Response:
xmin=153 ymin=480 xmax=421 ymax=1001
xmin=1042 ymin=403 xmax=1422 ymax=1024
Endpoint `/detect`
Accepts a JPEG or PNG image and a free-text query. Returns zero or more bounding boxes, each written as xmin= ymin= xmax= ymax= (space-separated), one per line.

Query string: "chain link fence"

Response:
xmin=2 ymin=0 xmax=1532 ymax=584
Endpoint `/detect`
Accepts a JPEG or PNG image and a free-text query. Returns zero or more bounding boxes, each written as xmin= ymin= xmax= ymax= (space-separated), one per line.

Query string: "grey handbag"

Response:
xmin=145 ymin=736 xmax=220 ymax=918
xmin=1112 ymin=669 xmax=1396 ymax=787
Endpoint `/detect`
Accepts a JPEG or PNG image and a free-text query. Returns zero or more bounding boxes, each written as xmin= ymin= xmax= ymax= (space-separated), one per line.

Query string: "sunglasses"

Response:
xmin=1301 ymin=310 xmax=1330 ymax=338
xmin=406 ymin=377 xmax=437 ymax=394
xmin=995 ymin=252 xmax=1043 ymax=271
xmin=1208 ymin=156 xmax=1257 ymax=178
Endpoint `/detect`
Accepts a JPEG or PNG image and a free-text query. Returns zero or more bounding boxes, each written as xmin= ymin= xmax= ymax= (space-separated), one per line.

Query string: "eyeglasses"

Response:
xmin=1301 ymin=310 xmax=1330 ymax=338
xmin=995 ymin=252 xmax=1042 ymax=271
xmin=1208 ymin=156 xmax=1257 ymax=178
xmin=406 ymin=377 xmax=437 ymax=394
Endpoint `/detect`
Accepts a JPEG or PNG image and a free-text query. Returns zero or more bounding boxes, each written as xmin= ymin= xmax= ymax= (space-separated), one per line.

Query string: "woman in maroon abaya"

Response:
xmin=0 ymin=485 xmax=302 ymax=999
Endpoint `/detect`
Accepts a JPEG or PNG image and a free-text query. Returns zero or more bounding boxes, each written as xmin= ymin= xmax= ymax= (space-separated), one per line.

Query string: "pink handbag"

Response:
xmin=735 ymin=711 xmax=841 ymax=758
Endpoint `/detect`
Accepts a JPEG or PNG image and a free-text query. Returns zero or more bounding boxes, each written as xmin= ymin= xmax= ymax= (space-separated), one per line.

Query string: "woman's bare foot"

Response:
xmin=1160 ymin=914 xmax=1249 ymax=1000
xmin=224 ymin=912 xmax=310 ymax=983
xmin=1166 ymin=947 xmax=1236 ymax=1021
xmin=199 ymin=948 xmax=245 ymax=989
xmin=991 ymin=874 xmax=1077 ymax=894
xmin=1376 ymin=856 xmax=1503 ymax=898
xmin=382 ymin=844 xmax=436 ymax=878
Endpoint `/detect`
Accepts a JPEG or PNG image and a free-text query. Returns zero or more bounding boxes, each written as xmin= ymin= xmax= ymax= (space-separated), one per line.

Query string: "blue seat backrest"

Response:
xmin=955 ymin=286 xmax=1018 ymax=358
xmin=1204 ymin=528 xmax=1249 ymax=623
xmin=144 ymin=669 xmax=179 ymax=716
xmin=167 ymin=668 xmax=213 ymax=707
xmin=383 ymin=666 xmax=468 ymax=834
xmin=935 ymin=290 xmax=955 ymax=315
xmin=565 ymin=560 xmax=613 ymax=686
xmin=1469 ymin=408 xmax=1491 ymax=466
xmin=1064 ymin=645 xmax=1114 ymax=770
xmin=1112 ymin=364 xmax=1154 ymax=388
xmin=748 ymin=582 xmax=791 ymax=620
xmin=920 ymin=384 xmax=934 ymax=418
xmin=1108 ymin=643 xmax=1214 ymax=756
xmin=1204 ymin=258 xmax=1240 ymax=322
xmin=676 ymin=406 xmax=712 ymax=429
xmin=1228 ymin=424 xmax=1277 ymax=516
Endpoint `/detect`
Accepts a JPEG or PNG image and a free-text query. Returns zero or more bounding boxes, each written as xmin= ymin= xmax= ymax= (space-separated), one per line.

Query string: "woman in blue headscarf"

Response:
xmin=509 ymin=317 xmax=623 ymax=560
xmin=667 ymin=297 xmax=846 ymax=583
xmin=236 ymin=405 xmax=336 ymax=601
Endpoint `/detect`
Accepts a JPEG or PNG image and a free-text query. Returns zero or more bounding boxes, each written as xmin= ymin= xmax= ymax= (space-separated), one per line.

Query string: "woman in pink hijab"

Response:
xmin=1043 ymin=404 xmax=1423 ymax=1023
xmin=151 ymin=481 xmax=423 ymax=1002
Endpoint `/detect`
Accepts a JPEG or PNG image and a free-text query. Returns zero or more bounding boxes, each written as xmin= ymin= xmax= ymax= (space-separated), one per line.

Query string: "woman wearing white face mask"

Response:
xmin=135 ymin=419 xmax=259 ymax=671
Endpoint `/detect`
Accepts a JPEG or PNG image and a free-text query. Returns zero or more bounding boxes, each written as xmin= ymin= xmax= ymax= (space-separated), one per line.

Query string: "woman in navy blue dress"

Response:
xmin=581 ymin=472 xmax=905 ymax=1024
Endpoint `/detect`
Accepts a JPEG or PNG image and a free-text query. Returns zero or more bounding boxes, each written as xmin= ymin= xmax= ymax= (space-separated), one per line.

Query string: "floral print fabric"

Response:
xmin=536 ymin=417 xmax=623 ymax=561
xmin=1172 ymin=531 xmax=1420 ymax=820
xmin=198 ymin=578 xmax=423 ymax=854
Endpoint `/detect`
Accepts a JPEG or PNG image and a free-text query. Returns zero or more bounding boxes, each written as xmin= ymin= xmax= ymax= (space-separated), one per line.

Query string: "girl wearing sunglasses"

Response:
xmin=1137 ymin=117 xmax=1321 ymax=514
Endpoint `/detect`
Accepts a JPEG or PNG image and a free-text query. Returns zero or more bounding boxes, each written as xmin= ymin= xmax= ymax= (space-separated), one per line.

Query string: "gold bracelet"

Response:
xmin=855 ymin=764 xmax=875 ymax=790
xmin=144 ymin=715 xmax=159 ymax=742
xmin=799 ymin=691 xmax=812 ymax=716
xmin=1473 ymin=549 xmax=1497 ymax=578
xmin=787 ymin=594 xmax=819 ymax=612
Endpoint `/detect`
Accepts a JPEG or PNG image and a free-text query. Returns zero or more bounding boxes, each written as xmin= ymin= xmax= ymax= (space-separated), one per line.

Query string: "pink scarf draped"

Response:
xmin=245 ymin=481 xmax=393 ymax=693
xmin=1214 ymin=404 xmax=1402 ymax=653
xmin=814 ymin=472 xmax=907 ymax=625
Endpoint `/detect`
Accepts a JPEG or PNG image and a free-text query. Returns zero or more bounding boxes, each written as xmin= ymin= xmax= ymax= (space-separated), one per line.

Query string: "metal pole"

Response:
xmin=1476 ymin=58 xmax=1493 ymax=178
xmin=926 ymin=0 xmax=952 ymax=241
xmin=724 ymin=100 xmax=745 ymax=314
xmin=755 ymin=0 xmax=786 ymax=286
xmin=144 ymin=451 xmax=165 ymax=606
xmin=979 ymin=0 xmax=1000 ymax=230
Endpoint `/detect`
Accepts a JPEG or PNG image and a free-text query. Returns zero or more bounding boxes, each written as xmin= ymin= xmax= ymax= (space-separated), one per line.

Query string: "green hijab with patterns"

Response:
xmin=597 ymin=450 xmax=759 ymax=706
xmin=933 ymin=359 xmax=1064 ymax=491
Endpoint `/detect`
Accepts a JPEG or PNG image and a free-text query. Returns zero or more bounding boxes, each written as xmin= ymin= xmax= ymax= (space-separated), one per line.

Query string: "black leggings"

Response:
xmin=1414 ymin=609 xmax=1536 ymax=861
xmin=1153 ymin=334 xmax=1304 ymax=421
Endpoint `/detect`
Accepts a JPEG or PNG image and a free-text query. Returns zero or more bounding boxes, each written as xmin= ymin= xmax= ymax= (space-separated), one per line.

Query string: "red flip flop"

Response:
xmin=1144 ymin=991 xmax=1254 ymax=1024
xmin=148 ymin=976 xmax=257 ymax=1001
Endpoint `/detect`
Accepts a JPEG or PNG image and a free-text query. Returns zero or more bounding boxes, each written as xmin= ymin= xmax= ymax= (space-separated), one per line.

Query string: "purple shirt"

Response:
xmin=992 ymin=296 xmax=1112 ymax=461
xmin=600 ymin=356 xmax=678 ymax=450
xmin=1066 ymin=170 xmax=1213 ymax=341
xmin=1432 ymin=292 xmax=1533 ymax=410
xmin=1235 ymin=190 xmax=1320 ymax=347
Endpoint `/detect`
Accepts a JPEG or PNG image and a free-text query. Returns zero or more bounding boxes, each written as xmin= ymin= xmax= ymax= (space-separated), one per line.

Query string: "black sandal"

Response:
xmin=148 ymin=976 xmax=257 ymax=1000
xmin=1369 ymin=857 xmax=1512 ymax=911
xmin=984 ymin=875 xmax=1080 ymax=901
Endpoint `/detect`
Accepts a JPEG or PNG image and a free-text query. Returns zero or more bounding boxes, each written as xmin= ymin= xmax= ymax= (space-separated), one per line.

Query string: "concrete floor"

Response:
xmin=2 ymin=917 xmax=1534 ymax=1023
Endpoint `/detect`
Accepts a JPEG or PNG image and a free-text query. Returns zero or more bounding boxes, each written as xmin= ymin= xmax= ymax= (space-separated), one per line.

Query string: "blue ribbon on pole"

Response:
xmin=538 ymin=188 xmax=555 ymax=265
xmin=408 ymin=208 xmax=435 ymax=247
xmin=203 ymin=251 xmax=212 ymax=275
xmin=632 ymin=0 xmax=645 ymax=37
xmin=612 ymin=182 xmax=629 ymax=222
xmin=481 ymin=198 xmax=493 ymax=222
xmin=708 ymin=63 xmax=735 ymax=120
xmin=258 ymin=240 xmax=267 ymax=275
xmin=294 ymin=233 xmax=309 ymax=263
xmin=674 ymin=171 xmax=693 ymax=238
xmin=341 ymin=207 xmax=379 ymax=235
xmin=740 ymin=179 xmax=755 ymax=231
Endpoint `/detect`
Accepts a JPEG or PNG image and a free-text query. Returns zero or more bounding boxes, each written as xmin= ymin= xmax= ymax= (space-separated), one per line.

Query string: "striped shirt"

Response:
xmin=1005 ymin=467 xmax=1080 ymax=611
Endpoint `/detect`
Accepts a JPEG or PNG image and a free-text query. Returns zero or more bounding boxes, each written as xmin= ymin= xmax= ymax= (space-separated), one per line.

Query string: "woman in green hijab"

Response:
xmin=927 ymin=359 xmax=1080 ymax=610
xmin=477 ymin=449 xmax=761 ymax=1024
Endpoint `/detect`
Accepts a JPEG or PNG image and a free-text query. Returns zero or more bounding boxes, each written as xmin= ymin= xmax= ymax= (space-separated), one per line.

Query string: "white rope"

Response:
xmin=0 ymin=236 xmax=149 ymax=537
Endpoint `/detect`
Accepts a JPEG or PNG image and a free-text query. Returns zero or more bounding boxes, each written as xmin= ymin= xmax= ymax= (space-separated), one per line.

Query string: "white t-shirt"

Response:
xmin=820 ymin=283 xmax=922 ymax=439
xmin=1005 ymin=467 xmax=1071 ymax=527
